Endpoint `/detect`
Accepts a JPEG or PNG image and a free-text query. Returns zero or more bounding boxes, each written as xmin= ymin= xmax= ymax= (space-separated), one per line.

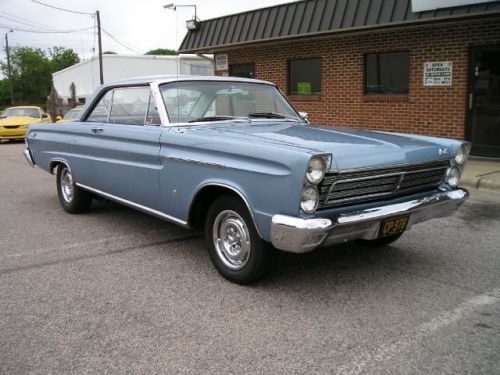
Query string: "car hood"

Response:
xmin=0 ymin=116 xmax=41 ymax=126
xmin=198 ymin=122 xmax=457 ymax=171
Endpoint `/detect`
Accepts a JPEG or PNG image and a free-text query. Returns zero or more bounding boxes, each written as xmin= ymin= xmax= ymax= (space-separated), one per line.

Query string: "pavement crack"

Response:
xmin=0 ymin=235 xmax=203 ymax=276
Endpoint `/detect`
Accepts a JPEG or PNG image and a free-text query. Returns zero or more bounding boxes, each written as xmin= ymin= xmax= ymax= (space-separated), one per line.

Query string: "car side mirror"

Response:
xmin=298 ymin=111 xmax=309 ymax=123
xmin=42 ymin=114 xmax=48 ymax=119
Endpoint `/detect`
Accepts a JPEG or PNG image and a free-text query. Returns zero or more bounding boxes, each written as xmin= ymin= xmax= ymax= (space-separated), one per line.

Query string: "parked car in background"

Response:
xmin=57 ymin=106 xmax=83 ymax=123
xmin=24 ymin=76 xmax=470 ymax=284
xmin=0 ymin=106 xmax=50 ymax=141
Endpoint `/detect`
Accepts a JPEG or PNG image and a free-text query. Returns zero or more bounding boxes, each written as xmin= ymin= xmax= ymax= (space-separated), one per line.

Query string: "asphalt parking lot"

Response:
xmin=1 ymin=141 xmax=499 ymax=374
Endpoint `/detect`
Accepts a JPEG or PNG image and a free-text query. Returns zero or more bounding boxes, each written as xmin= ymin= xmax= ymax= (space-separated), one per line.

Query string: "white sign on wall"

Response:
xmin=215 ymin=54 xmax=229 ymax=71
xmin=424 ymin=62 xmax=453 ymax=86
xmin=412 ymin=0 xmax=496 ymax=12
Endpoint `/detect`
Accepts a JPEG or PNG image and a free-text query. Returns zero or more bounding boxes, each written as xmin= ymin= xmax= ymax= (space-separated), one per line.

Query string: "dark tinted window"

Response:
xmin=289 ymin=58 xmax=321 ymax=96
xmin=230 ymin=64 xmax=255 ymax=78
xmin=365 ymin=52 xmax=410 ymax=95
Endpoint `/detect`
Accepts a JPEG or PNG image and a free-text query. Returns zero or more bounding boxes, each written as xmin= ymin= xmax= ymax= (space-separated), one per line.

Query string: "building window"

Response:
xmin=289 ymin=58 xmax=321 ymax=96
xmin=365 ymin=52 xmax=410 ymax=95
xmin=230 ymin=64 xmax=255 ymax=78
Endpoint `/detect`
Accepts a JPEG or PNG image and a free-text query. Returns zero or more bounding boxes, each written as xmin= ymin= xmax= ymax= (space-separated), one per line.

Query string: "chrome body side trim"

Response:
xmin=23 ymin=149 xmax=35 ymax=168
xmin=76 ymin=183 xmax=188 ymax=226
xmin=271 ymin=188 xmax=469 ymax=253
xmin=166 ymin=156 xmax=225 ymax=168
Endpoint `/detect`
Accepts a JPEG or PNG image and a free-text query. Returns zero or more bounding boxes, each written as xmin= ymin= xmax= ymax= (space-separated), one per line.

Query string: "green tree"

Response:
xmin=145 ymin=48 xmax=177 ymax=56
xmin=0 ymin=79 xmax=10 ymax=107
xmin=0 ymin=47 xmax=52 ymax=103
xmin=49 ymin=46 xmax=80 ymax=72
xmin=0 ymin=46 xmax=80 ymax=104
xmin=103 ymin=51 xmax=117 ymax=54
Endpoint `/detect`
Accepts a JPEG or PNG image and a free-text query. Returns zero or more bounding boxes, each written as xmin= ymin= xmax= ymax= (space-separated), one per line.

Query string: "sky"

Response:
xmin=0 ymin=0 xmax=295 ymax=64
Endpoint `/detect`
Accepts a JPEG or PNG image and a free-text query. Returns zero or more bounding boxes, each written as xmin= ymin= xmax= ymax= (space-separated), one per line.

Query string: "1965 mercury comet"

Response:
xmin=24 ymin=76 xmax=470 ymax=284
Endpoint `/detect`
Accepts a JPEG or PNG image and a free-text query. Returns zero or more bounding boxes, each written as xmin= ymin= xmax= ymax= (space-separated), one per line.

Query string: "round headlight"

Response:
xmin=306 ymin=157 xmax=326 ymax=184
xmin=455 ymin=146 xmax=466 ymax=165
xmin=300 ymin=186 xmax=319 ymax=213
xmin=445 ymin=167 xmax=460 ymax=187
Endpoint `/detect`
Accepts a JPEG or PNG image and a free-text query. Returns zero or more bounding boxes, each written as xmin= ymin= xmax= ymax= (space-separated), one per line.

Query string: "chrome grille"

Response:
xmin=318 ymin=161 xmax=449 ymax=209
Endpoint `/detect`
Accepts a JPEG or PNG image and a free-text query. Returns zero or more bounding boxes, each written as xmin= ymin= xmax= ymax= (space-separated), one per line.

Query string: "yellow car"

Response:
xmin=0 ymin=106 xmax=51 ymax=141
xmin=57 ymin=106 xmax=83 ymax=123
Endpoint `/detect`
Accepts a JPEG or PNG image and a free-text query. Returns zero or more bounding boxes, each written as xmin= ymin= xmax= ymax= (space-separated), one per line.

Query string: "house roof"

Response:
xmin=178 ymin=0 xmax=500 ymax=53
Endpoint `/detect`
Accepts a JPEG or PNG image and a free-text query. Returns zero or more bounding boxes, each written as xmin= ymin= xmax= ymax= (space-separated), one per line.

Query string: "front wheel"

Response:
xmin=56 ymin=165 xmax=92 ymax=214
xmin=205 ymin=195 xmax=276 ymax=284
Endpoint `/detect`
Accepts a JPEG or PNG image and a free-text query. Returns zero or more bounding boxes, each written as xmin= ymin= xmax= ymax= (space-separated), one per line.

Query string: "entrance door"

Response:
xmin=229 ymin=64 xmax=255 ymax=78
xmin=467 ymin=46 xmax=500 ymax=158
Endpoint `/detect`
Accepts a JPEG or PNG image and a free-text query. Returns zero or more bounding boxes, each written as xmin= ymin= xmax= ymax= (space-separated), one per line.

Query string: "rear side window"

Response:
xmin=86 ymin=90 xmax=113 ymax=122
xmin=86 ymin=86 xmax=161 ymax=126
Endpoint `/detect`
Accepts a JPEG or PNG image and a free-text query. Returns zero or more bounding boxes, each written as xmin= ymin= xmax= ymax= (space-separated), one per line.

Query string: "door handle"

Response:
xmin=91 ymin=127 xmax=103 ymax=133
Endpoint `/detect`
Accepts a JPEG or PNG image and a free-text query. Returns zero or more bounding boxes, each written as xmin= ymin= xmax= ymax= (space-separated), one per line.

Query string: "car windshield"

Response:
xmin=2 ymin=108 xmax=40 ymax=118
xmin=63 ymin=109 xmax=81 ymax=120
xmin=159 ymin=81 xmax=302 ymax=124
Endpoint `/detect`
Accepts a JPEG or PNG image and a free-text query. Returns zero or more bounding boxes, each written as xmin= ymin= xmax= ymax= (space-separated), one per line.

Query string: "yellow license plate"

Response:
xmin=379 ymin=214 xmax=410 ymax=238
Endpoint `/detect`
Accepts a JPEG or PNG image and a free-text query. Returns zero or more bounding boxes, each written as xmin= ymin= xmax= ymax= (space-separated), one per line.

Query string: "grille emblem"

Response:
xmin=395 ymin=174 xmax=405 ymax=191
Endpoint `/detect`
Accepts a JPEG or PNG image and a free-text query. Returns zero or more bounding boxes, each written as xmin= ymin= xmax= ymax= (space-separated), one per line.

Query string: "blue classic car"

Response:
xmin=24 ymin=76 xmax=470 ymax=284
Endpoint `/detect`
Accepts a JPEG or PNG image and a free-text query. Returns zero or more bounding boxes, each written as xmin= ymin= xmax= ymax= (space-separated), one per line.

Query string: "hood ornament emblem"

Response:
xmin=439 ymin=148 xmax=448 ymax=156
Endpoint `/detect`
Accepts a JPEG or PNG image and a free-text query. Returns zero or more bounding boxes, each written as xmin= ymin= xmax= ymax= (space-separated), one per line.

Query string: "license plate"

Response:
xmin=379 ymin=214 xmax=410 ymax=238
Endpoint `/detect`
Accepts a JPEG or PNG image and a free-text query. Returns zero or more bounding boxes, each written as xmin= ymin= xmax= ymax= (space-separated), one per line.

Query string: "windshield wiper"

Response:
xmin=188 ymin=116 xmax=244 ymax=123
xmin=248 ymin=112 xmax=300 ymax=122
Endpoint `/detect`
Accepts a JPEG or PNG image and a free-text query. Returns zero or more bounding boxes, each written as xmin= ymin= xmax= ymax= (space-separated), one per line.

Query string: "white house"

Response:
xmin=52 ymin=54 xmax=214 ymax=103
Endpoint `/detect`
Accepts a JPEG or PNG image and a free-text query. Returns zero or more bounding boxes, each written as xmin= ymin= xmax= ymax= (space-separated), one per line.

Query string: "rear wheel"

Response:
xmin=56 ymin=165 xmax=92 ymax=213
xmin=205 ymin=195 xmax=276 ymax=284
xmin=357 ymin=232 xmax=404 ymax=247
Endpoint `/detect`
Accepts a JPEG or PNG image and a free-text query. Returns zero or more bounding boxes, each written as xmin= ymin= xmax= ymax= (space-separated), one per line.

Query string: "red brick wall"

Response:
xmin=217 ymin=19 xmax=500 ymax=140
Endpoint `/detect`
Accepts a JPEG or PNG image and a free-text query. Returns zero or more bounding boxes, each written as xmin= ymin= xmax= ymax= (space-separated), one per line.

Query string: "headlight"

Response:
xmin=300 ymin=186 xmax=319 ymax=213
xmin=445 ymin=167 xmax=460 ymax=187
xmin=455 ymin=145 xmax=467 ymax=165
xmin=306 ymin=156 xmax=327 ymax=184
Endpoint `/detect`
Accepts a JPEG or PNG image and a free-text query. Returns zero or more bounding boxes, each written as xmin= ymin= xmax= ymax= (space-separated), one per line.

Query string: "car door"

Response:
xmin=80 ymin=85 xmax=163 ymax=209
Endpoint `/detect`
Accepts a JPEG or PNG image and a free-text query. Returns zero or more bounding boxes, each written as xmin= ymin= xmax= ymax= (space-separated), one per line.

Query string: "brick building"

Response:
xmin=179 ymin=0 xmax=500 ymax=157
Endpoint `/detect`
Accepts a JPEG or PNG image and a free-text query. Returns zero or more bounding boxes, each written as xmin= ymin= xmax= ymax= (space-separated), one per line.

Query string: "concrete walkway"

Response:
xmin=462 ymin=158 xmax=500 ymax=192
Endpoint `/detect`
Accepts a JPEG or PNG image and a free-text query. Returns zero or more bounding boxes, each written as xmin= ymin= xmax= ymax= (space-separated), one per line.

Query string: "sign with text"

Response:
xmin=215 ymin=54 xmax=229 ymax=71
xmin=412 ymin=0 xmax=495 ymax=12
xmin=423 ymin=62 xmax=453 ymax=86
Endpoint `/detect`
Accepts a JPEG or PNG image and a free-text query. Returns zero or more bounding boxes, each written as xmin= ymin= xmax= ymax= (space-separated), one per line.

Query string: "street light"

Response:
xmin=4 ymin=29 xmax=14 ymax=105
xmin=164 ymin=3 xmax=200 ymax=31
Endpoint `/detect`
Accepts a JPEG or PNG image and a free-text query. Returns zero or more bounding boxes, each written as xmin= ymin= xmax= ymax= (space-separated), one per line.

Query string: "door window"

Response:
xmin=109 ymin=87 xmax=151 ymax=125
xmin=86 ymin=90 xmax=113 ymax=122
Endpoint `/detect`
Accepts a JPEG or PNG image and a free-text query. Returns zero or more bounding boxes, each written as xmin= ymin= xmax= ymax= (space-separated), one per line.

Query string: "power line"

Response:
xmin=30 ymin=0 xmax=94 ymax=16
xmin=0 ymin=12 xmax=62 ymax=31
xmin=0 ymin=24 xmax=94 ymax=33
xmin=101 ymin=29 xmax=144 ymax=54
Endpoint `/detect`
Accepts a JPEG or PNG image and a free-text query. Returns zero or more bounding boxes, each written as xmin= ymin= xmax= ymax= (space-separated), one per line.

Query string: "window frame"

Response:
xmin=83 ymin=84 xmax=161 ymax=126
xmin=364 ymin=51 xmax=411 ymax=96
xmin=288 ymin=58 xmax=322 ymax=96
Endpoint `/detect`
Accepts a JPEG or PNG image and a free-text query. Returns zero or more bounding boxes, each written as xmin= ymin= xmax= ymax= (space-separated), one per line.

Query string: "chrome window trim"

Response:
xmin=76 ymin=183 xmax=188 ymax=226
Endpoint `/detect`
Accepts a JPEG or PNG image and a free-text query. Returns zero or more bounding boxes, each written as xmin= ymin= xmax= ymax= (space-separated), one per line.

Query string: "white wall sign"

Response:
xmin=412 ymin=0 xmax=496 ymax=12
xmin=424 ymin=62 xmax=453 ymax=86
xmin=215 ymin=54 xmax=229 ymax=71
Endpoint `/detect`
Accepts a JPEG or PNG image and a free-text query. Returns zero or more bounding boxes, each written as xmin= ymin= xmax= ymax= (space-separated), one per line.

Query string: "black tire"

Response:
xmin=205 ymin=195 xmax=277 ymax=284
xmin=357 ymin=232 xmax=404 ymax=247
xmin=56 ymin=165 xmax=92 ymax=214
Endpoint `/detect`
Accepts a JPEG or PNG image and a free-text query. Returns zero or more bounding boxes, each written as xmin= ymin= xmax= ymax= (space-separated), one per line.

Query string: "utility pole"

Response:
xmin=96 ymin=10 xmax=104 ymax=84
xmin=5 ymin=30 xmax=14 ymax=105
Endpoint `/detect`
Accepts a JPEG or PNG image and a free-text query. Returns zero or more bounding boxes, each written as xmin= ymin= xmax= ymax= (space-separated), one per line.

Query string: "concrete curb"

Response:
xmin=461 ymin=177 xmax=500 ymax=193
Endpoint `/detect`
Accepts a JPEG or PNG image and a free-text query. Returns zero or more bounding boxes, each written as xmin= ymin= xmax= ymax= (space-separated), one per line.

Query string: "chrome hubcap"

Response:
xmin=213 ymin=210 xmax=251 ymax=270
xmin=61 ymin=168 xmax=74 ymax=203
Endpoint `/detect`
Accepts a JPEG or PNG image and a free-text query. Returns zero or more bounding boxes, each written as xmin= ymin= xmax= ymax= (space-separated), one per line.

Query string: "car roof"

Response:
xmin=99 ymin=75 xmax=276 ymax=88
xmin=6 ymin=106 xmax=42 ymax=110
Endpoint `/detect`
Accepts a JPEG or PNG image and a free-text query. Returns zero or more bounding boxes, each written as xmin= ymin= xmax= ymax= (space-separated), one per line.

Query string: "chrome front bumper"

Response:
xmin=271 ymin=189 xmax=469 ymax=253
